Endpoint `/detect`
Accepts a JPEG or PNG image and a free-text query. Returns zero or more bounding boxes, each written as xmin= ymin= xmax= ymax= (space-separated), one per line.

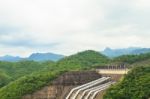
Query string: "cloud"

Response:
xmin=0 ymin=0 xmax=150 ymax=56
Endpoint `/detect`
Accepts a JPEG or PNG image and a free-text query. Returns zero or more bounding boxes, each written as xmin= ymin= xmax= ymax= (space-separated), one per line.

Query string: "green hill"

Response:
xmin=56 ymin=50 xmax=110 ymax=70
xmin=113 ymin=52 xmax=150 ymax=64
xmin=0 ymin=71 xmax=64 ymax=99
xmin=0 ymin=61 xmax=55 ymax=88
xmin=104 ymin=66 xmax=150 ymax=99
xmin=0 ymin=71 xmax=11 ymax=87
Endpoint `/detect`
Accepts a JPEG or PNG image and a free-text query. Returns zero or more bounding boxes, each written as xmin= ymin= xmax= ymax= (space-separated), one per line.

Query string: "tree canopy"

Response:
xmin=104 ymin=66 xmax=150 ymax=99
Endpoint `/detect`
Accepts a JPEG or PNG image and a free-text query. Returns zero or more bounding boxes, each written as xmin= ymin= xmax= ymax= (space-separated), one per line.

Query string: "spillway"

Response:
xmin=66 ymin=77 xmax=114 ymax=99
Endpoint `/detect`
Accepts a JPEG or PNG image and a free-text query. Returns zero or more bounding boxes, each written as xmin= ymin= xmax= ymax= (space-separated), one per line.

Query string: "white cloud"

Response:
xmin=0 ymin=0 xmax=150 ymax=56
xmin=134 ymin=0 xmax=150 ymax=9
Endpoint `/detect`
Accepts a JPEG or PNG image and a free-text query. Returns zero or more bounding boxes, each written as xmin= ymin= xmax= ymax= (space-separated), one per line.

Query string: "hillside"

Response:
xmin=0 ymin=71 xmax=64 ymax=99
xmin=113 ymin=52 xmax=150 ymax=64
xmin=0 ymin=61 xmax=55 ymax=88
xmin=0 ymin=71 xmax=11 ymax=87
xmin=104 ymin=66 xmax=150 ymax=99
xmin=56 ymin=50 xmax=110 ymax=70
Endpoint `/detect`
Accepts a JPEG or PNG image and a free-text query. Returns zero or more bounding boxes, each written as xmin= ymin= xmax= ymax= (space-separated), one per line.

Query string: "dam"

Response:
xmin=22 ymin=65 xmax=129 ymax=99
xmin=65 ymin=65 xmax=129 ymax=99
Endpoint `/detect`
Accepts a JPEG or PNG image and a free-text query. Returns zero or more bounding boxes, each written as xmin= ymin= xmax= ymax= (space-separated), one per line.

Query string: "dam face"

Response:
xmin=97 ymin=69 xmax=129 ymax=75
xmin=96 ymin=65 xmax=129 ymax=81
xmin=96 ymin=65 xmax=129 ymax=74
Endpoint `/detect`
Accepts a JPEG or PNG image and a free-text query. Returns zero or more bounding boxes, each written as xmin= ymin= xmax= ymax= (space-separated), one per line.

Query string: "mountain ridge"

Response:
xmin=0 ymin=53 xmax=64 ymax=62
xmin=1 ymin=47 xmax=150 ymax=62
xmin=101 ymin=47 xmax=150 ymax=57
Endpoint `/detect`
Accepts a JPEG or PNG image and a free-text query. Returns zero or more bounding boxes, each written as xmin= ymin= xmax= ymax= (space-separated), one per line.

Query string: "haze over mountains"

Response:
xmin=28 ymin=53 xmax=64 ymax=61
xmin=0 ymin=47 xmax=150 ymax=62
xmin=0 ymin=53 xmax=64 ymax=62
xmin=101 ymin=47 xmax=150 ymax=57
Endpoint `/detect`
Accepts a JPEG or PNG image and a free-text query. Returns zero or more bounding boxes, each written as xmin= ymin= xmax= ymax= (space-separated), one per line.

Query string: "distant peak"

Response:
xmin=3 ymin=55 xmax=19 ymax=58
xmin=104 ymin=47 xmax=112 ymax=51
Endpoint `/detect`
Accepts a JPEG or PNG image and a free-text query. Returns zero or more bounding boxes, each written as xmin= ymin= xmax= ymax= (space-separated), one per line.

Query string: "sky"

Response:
xmin=0 ymin=0 xmax=150 ymax=57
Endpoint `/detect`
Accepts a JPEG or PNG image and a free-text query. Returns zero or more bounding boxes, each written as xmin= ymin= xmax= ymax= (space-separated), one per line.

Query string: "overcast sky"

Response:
xmin=0 ymin=0 xmax=150 ymax=57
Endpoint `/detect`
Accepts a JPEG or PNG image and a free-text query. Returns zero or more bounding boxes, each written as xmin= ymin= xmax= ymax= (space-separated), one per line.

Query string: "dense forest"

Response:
xmin=0 ymin=50 xmax=150 ymax=99
xmin=0 ymin=61 xmax=55 ymax=87
xmin=113 ymin=52 xmax=150 ymax=64
xmin=104 ymin=53 xmax=150 ymax=99
xmin=56 ymin=50 xmax=110 ymax=70
xmin=104 ymin=66 xmax=150 ymax=99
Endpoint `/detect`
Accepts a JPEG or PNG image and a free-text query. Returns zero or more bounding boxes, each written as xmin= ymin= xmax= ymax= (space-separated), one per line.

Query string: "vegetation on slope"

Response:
xmin=0 ymin=70 xmax=65 ymax=99
xmin=0 ymin=60 xmax=55 ymax=87
xmin=104 ymin=66 xmax=150 ymax=99
xmin=0 ymin=50 xmax=109 ymax=99
xmin=113 ymin=52 xmax=150 ymax=64
xmin=56 ymin=50 xmax=110 ymax=70
xmin=0 ymin=71 xmax=11 ymax=87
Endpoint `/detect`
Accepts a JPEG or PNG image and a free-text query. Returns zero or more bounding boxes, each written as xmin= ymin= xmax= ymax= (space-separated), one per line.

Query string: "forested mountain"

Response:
xmin=28 ymin=53 xmax=64 ymax=61
xmin=56 ymin=50 xmax=110 ymax=70
xmin=0 ymin=55 xmax=23 ymax=62
xmin=0 ymin=53 xmax=64 ymax=62
xmin=104 ymin=66 xmax=150 ymax=99
xmin=2 ymin=47 xmax=150 ymax=62
xmin=101 ymin=47 xmax=150 ymax=57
